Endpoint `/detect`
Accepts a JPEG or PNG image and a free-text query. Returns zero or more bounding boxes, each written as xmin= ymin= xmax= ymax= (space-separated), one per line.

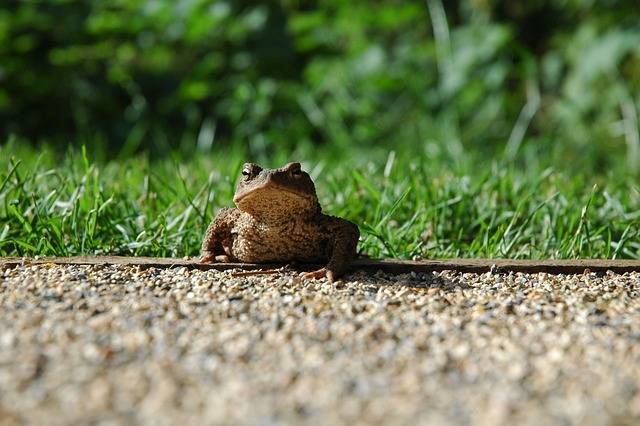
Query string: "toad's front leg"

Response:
xmin=302 ymin=217 xmax=359 ymax=282
xmin=200 ymin=207 xmax=241 ymax=263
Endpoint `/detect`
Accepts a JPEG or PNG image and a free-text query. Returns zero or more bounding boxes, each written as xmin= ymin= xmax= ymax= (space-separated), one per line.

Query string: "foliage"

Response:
xmin=1 ymin=0 xmax=639 ymax=172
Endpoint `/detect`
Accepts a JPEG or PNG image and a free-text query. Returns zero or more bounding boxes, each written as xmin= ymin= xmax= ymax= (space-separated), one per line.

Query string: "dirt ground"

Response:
xmin=1 ymin=257 xmax=639 ymax=425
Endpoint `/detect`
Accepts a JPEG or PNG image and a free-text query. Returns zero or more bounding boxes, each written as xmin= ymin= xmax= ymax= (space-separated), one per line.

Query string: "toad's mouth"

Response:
xmin=234 ymin=183 xmax=318 ymax=216
xmin=234 ymin=183 xmax=308 ymax=205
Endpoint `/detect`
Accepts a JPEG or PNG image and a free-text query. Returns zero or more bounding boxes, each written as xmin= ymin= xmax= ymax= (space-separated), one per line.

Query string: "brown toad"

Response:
xmin=200 ymin=162 xmax=359 ymax=282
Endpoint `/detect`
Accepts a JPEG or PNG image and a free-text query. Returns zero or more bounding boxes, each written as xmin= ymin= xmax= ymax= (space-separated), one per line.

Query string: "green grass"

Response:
xmin=1 ymin=139 xmax=639 ymax=260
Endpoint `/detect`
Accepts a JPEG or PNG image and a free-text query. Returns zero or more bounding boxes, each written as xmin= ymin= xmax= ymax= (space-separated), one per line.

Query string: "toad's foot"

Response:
xmin=200 ymin=253 xmax=232 ymax=263
xmin=301 ymin=268 xmax=336 ymax=283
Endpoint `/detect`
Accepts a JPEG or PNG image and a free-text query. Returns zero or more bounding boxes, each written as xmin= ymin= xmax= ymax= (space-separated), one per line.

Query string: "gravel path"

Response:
xmin=1 ymin=263 xmax=639 ymax=425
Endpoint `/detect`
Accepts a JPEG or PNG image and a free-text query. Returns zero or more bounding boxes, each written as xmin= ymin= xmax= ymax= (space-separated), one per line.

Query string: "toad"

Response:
xmin=200 ymin=162 xmax=359 ymax=282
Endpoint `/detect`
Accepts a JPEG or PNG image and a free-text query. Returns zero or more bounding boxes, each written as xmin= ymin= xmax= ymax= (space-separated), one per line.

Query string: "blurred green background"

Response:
xmin=1 ymin=0 xmax=639 ymax=172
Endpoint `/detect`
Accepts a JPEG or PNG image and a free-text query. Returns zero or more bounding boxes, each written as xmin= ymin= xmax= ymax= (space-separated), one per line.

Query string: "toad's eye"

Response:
xmin=291 ymin=169 xmax=303 ymax=179
xmin=241 ymin=164 xmax=262 ymax=181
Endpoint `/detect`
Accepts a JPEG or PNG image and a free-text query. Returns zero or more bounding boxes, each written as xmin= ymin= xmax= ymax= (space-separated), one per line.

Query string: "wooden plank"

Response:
xmin=1 ymin=256 xmax=639 ymax=274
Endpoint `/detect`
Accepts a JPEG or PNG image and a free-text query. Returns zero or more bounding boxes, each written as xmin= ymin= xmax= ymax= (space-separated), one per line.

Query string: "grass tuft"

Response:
xmin=1 ymin=141 xmax=638 ymax=260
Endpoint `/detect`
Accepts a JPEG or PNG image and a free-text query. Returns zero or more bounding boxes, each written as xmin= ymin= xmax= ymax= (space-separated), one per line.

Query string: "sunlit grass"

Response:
xmin=1 ymin=140 xmax=639 ymax=260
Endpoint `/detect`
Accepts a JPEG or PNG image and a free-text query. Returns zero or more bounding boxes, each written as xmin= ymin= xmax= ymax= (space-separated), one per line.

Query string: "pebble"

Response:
xmin=0 ymin=264 xmax=639 ymax=425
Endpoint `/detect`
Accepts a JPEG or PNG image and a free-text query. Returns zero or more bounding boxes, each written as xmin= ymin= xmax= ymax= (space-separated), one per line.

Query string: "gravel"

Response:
xmin=1 ymin=263 xmax=639 ymax=425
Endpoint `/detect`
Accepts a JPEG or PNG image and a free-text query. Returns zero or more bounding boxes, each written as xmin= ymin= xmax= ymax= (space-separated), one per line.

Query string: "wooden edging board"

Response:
xmin=1 ymin=256 xmax=640 ymax=275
